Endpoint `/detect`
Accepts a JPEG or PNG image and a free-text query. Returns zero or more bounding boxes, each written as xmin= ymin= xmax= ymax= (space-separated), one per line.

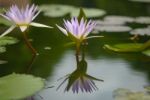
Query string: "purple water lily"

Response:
xmin=57 ymin=17 xmax=99 ymax=42
xmin=0 ymin=4 xmax=52 ymax=37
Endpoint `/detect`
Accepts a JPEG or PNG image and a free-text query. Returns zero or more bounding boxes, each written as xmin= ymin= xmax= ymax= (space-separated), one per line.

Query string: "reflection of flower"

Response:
xmin=0 ymin=4 xmax=52 ymax=37
xmin=57 ymin=59 xmax=103 ymax=93
xmin=57 ymin=17 xmax=96 ymax=43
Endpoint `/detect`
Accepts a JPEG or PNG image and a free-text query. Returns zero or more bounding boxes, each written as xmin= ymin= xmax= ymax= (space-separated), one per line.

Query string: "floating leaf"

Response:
xmin=142 ymin=49 xmax=150 ymax=56
xmin=0 ymin=17 xmax=11 ymax=26
xmin=135 ymin=17 xmax=150 ymax=24
xmin=104 ymin=43 xmax=144 ymax=52
xmin=95 ymin=20 xmax=126 ymax=26
xmin=71 ymin=8 xmax=106 ymax=18
xmin=0 ymin=47 xmax=6 ymax=54
xmin=0 ymin=36 xmax=19 ymax=46
xmin=0 ymin=60 xmax=7 ymax=65
xmin=129 ymin=0 xmax=150 ymax=3
xmin=130 ymin=27 xmax=150 ymax=36
xmin=39 ymin=4 xmax=75 ymax=17
xmin=104 ymin=16 xmax=134 ymax=23
xmin=0 ymin=73 xmax=45 ymax=100
xmin=94 ymin=25 xmax=132 ymax=32
xmin=39 ymin=4 xmax=106 ymax=18
xmin=114 ymin=88 xmax=150 ymax=100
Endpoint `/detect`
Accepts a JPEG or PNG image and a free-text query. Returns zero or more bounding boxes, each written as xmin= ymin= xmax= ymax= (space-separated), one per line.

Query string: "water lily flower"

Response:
xmin=0 ymin=4 xmax=52 ymax=37
xmin=57 ymin=17 xmax=99 ymax=44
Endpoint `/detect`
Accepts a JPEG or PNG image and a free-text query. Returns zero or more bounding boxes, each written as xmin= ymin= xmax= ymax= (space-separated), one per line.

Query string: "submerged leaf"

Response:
xmin=0 ymin=73 xmax=45 ymax=100
xmin=104 ymin=43 xmax=144 ymax=52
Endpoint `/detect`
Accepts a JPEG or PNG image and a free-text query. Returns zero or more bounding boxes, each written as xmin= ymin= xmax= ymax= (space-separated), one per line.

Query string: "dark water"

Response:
xmin=0 ymin=0 xmax=150 ymax=100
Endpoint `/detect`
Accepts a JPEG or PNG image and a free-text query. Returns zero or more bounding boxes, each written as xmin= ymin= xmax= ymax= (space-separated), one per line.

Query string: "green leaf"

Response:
xmin=0 ymin=17 xmax=11 ymax=26
xmin=142 ymin=49 xmax=150 ymax=56
xmin=39 ymin=4 xmax=106 ymax=18
xmin=0 ymin=47 xmax=6 ymax=54
xmin=71 ymin=8 xmax=106 ymax=18
xmin=104 ymin=43 xmax=144 ymax=52
xmin=78 ymin=8 xmax=87 ymax=21
xmin=0 ymin=73 xmax=45 ymax=100
xmin=0 ymin=36 xmax=19 ymax=46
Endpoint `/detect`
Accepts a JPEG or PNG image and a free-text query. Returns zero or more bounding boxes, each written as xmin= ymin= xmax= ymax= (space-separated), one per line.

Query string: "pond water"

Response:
xmin=0 ymin=0 xmax=150 ymax=100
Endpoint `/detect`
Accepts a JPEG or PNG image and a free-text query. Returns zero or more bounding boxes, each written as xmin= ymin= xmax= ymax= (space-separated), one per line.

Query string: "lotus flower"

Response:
xmin=57 ymin=17 xmax=98 ymax=43
xmin=0 ymin=4 xmax=52 ymax=37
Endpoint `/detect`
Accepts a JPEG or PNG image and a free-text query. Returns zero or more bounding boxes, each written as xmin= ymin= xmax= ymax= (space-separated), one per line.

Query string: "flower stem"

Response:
xmin=22 ymin=32 xmax=38 ymax=56
xmin=22 ymin=32 xmax=38 ymax=73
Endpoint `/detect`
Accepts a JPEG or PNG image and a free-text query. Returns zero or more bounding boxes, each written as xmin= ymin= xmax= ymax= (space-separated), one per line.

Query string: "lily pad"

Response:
xmin=94 ymin=25 xmax=132 ymax=32
xmin=104 ymin=16 xmax=134 ymax=23
xmin=0 ymin=17 xmax=11 ymax=26
xmin=0 ymin=36 xmax=19 ymax=46
xmin=0 ymin=47 xmax=6 ymax=54
xmin=104 ymin=43 xmax=144 ymax=52
xmin=0 ymin=60 xmax=7 ymax=65
xmin=135 ymin=17 xmax=150 ymax=24
xmin=39 ymin=4 xmax=106 ymax=18
xmin=39 ymin=4 xmax=75 ymax=17
xmin=0 ymin=73 xmax=45 ymax=100
xmin=129 ymin=0 xmax=150 ymax=3
xmin=142 ymin=49 xmax=150 ymax=56
xmin=71 ymin=8 xmax=106 ymax=18
xmin=130 ymin=27 xmax=150 ymax=36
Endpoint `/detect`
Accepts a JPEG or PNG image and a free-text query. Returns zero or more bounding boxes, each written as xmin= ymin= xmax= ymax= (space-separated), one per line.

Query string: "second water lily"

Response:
xmin=57 ymin=17 xmax=98 ymax=48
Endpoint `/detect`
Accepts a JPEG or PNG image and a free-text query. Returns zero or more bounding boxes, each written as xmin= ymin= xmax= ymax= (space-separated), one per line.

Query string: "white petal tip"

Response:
xmin=20 ymin=26 xmax=28 ymax=32
xmin=56 ymin=24 xmax=68 ymax=35
xmin=30 ymin=22 xmax=53 ymax=28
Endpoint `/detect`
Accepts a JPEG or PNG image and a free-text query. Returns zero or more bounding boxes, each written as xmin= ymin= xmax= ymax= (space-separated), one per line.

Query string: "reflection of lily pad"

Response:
xmin=0 ymin=73 xmax=45 ymax=100
xmin=104 ymin=43 xmax=143 ymax=52
xmin=142 ymin=49 xmax=150 ymax=56
xmin=39 ymin=4 xmax=106 ymax=18
xmin=71 ymin=8 xmax=106 ymax=18
xmin=0 ymin=36 xmax=19 ymax=46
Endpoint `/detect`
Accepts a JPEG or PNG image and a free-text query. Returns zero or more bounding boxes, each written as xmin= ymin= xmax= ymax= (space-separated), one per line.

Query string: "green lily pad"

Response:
xmin=104 ymin=43 xmax=144 ymax=52
xmin=39 ymin=4 xmax=75 ymax=17
xmin=71 ymin=8 xmax=106 ymax=18
xmin=0 ymin=73 xmax=45 ymax=100
xmin=0 ymin=60 xmax=7 ymax=65
xmin=142 ymin=49 xmax=150 ymax=56
xmin=129 ymin=0 xmax=150 ymax=3
xmin=0 ymin=36 xmax=19 ymax=46
xmin=0 ymin=47 xmax=6 ymax=54
xmin=0 ymin=17 xmax=11 ymax=26
xmin=39 ymin=4 xmax=106 ymax=18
